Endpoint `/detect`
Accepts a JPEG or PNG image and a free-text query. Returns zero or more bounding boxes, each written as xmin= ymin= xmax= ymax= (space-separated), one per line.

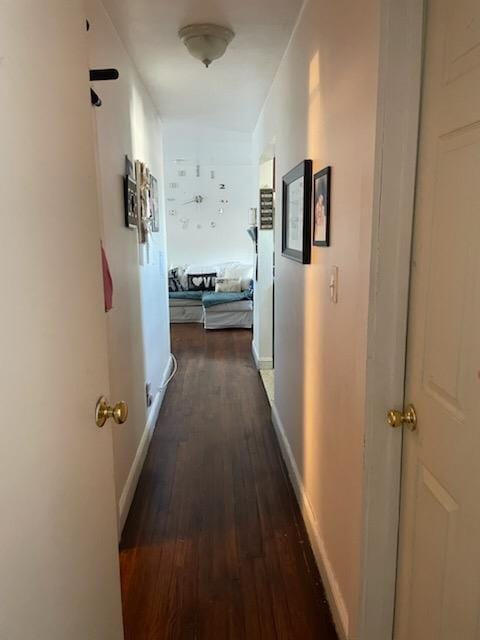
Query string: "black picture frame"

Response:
xmin=313 ymin=166 xmax=331 ymax=247
xmin=124 ymin=175 xmax=139 ymax=229
xmin=259 ymin=188 xmax=274 ymax=229
xmin=149 ymin=174 xmax=160 ymax=232
xmin=124 ymin=155 xmax=138 ymax=229
xmin=281 ymin=160 xmax=312 ymax=264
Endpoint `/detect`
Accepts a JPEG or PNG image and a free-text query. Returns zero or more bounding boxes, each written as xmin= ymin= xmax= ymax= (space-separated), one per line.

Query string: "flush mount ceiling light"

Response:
xmin=178 ymin=24 xmax=235 ymax=68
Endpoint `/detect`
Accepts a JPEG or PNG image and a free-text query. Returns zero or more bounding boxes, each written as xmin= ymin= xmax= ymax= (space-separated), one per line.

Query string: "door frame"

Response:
xmin=359 ymin=0 xmax=425 ymax=638
xmin=253 ymin=143 xmax=276 ymax=371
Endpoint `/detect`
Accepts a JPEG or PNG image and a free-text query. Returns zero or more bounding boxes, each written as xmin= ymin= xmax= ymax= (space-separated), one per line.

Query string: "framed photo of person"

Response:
xmin=281 ymin=159 xmax=312 ymax=264
xmin=313 ymin=166 xmax=331 ymax=247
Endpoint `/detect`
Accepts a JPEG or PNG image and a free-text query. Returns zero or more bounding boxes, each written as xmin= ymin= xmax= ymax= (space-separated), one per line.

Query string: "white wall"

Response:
xmin=253 ymin=0 xmax=380 ymax=637
xmin=253 ymin=158 xmax=275 ymax=368
xmin=87 ymin=0 xmax=171 ymax=527
xmin=163 ymin=123 xmax=254 ymax=267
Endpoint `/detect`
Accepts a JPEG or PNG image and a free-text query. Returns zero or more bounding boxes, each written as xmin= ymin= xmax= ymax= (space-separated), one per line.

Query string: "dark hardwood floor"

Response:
xmin=120 ymin=324 xmax=337 ymax=639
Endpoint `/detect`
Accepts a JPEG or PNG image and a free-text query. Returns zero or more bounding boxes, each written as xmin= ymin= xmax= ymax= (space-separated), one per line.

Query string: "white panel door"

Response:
xmin=0 ymin=3 xmax=123 ymax=639
xmin=395 ymin=0 xmax=480 ymax=638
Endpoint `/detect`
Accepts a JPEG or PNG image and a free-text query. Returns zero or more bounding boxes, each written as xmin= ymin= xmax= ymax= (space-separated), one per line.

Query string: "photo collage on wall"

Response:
xmin=123 ymin=155 xmax=160 ymax=243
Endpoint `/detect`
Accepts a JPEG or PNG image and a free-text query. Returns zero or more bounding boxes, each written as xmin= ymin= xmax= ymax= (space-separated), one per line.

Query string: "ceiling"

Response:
xmin=100 ymin=0 xmax=304 ymax=132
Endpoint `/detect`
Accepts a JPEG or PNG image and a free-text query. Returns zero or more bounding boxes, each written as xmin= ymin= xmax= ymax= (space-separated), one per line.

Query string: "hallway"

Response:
xmin=120 ymin=325 xmax=337 ymax=639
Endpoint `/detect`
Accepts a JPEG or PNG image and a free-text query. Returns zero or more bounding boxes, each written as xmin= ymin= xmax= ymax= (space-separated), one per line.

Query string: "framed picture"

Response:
xmin=149 ymin=175 xmax=160 ymax=232
xmin=135 ymin=160 xmax=149 ymax=244
xmin=281 ymin=159 xmax=312 ymax=264
xmin=125 ymin=154 xmax=134 ymax=179
xmin=313 ymin=166 xmax=331 ymax=246
xmin=259 ymin=188 xmax=274 ymax=229
xmin=123 ymin=156 xmax=138 ymax=229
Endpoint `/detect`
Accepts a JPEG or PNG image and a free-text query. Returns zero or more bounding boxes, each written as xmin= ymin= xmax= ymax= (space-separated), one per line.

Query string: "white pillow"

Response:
xmin=215 ymin=261 xmax=239 ymax=276
xmin=170 ymin=265 xmax=189 ymax=290
xmin=185 ymin=264 xmax=218 ymax=275
xmin=215 ymin=278 xmax=242 ymax=293
xmin=222 ymin=264 xmax=253 ymax=290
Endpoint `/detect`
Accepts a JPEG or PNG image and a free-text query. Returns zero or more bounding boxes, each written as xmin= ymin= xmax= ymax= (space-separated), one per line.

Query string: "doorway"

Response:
xmin=254 ymin=153 xmax=276 ymax=404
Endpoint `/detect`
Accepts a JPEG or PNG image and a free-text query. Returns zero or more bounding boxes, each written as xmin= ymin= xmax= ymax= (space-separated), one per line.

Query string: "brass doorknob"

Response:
xmin=95 ymin=396 xmax=129 ymax=428
xmin=387 ymin=404 xmax=417 ymax=431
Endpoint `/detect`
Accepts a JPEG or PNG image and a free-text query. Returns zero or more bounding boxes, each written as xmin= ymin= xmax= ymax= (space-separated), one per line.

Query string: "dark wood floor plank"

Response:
xmin=120 ymin=324 xmax=338 ymax=639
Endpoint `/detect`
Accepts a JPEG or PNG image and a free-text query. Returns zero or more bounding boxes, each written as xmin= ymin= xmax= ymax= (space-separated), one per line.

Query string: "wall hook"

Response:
xmin=89 ymin=68 xmax=120 ymax=107
xmin=90 ymin=89 xmax=102 ymax=107
xmin=90 ymin=68 xmax=119 ymax=82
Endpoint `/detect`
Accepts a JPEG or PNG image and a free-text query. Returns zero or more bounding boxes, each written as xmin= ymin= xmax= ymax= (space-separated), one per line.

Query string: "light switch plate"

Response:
xmin=329 ymin=265 xmax=338 ymax=303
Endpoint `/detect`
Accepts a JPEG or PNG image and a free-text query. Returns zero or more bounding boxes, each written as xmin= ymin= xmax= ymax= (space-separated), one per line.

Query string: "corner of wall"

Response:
xmin=88 ymin=0 xmax=172 ymax=523
xmin=251 ymin=0 xmax=383 ymax=635
xmin=118 ymin=355 xmax=173 ymax=534
xmin=252 ymin=340 xmax=273 ymax=370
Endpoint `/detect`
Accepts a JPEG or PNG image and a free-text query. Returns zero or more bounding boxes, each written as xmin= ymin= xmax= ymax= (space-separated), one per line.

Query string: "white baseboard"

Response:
xmin=251 ymin=341 xmax=273 ymax=370
xmin=271 ymin=403 xmax=350 ymax=640
xmin=118 ymin=356 xmax=173 ymax=533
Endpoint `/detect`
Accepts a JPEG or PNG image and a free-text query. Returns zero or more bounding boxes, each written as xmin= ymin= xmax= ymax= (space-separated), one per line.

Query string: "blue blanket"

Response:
xmin=169 ymin=290 xmax=253 ymax=307
xmin=169 ymin=291 xmax=203 ymax=300
xmin=201 ymin=290 xmax=253 ymax=308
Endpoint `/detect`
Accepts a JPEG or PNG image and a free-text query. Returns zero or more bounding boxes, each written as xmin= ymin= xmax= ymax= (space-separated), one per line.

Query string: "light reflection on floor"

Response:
xmin=260 ymin=369 xmax=275 ymax=406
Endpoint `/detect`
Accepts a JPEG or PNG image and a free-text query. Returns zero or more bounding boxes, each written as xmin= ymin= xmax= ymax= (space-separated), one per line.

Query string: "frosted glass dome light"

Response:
xmin=178 ymin=24 xmax=235 ymax=68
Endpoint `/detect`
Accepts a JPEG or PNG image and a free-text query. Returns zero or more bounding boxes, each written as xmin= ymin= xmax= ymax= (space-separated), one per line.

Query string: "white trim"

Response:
xmin=359 ymin=0 xmax=424 ymax=638
xmin=118 ymin=356 xmax=174 ymax=533
xmin=251 ymin=341 xmax=273 ymax=370
xmin=271 ymin=403 xmax=349 ymax=640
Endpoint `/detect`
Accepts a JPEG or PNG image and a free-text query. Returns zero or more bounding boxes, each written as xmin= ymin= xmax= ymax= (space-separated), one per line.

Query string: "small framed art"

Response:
xmin=281 ymin=159 xmax=312 ymax=264
xmin=149 ymin=174 xmax=160 ymax=232
xmin=313 ymin=166 xmax=331 ymax=247
xmin=259 ymin=188 xmax=274 ymax=229
xmin=124 ymin=155 xmax=139 ymax=229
